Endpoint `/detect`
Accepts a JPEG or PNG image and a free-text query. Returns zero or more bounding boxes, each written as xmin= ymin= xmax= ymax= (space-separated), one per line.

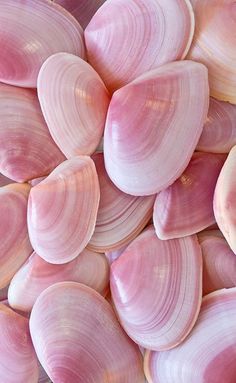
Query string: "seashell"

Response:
xmin=8 ymin=249 xmax=109 ymax=312
xmin=104 ymin=60 xmax=209 ymax=196
xmin=88 ymin=153 xmax=155 ymax=251
xmin=0 ymin=303 xmax=38 ymax=383
xmin=153 ymin=152 xmax=226 ymax=239
xmin=30 ymin=282 xmax=145 ymax=383
xmin=0 ymin=83 xmax=65 ymax=183
xmin=105 ymin=244 xmax=129 ymax=265
xmin=54 ymin=0 xmax=106 ymax=29
xmin=0 ymin=0 xmax=85 ymax=88
xmin=144 ymin=288 xmax=236 ymax=383
xmin=197 ymin=98 xmax=236 ymax=154
xmin=198 ymin=231 xmax=236 ymax=295
xmin=110 ymin=226 xmax=202 ymax=351
xmin=85 ymin=0 xmax=195 ymax=92
xmin=38 ymin=53 xmax=110 ymax=159
xmin=0 ymin=183 xmax=32 ymax=289
xmin=187 ymin=0 xmax=236 ymax=104
xmin=214 ymin=145 xmax=236 ymax=254
xmin=28 ymin=156 xmax=100 ymax=264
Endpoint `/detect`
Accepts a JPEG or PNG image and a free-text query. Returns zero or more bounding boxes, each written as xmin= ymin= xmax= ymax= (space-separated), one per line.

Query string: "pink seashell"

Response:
xmin=104 ymin=60 xmax=209 ymax=196
xmin=198 ymin=231 xmax=236 ymax=295
xmin=197 ymin=98 xmax=236 ymax=153
xmin=0 ymin=83 xmax=65 ymax=183
xmin=110 ymin=226 xmax=202 ymax=351
xmin=30 ymin=282 xmax=145 ymax=382
xmin=54 ymin=0 xmax=106 ymax=29
xmin=88 ymin=153 xmax=155 ymax=251
xmin=38 ymin=53 xmax=110 ymax=159
xmin=0 ymin=303 xmax=38 ymax=382
xmin=8 ymin=249 xmax=109 ymax=312
xmin=28 ymin=156 xmax=100 ymax=264
xmin=188 ymin=0 xmax=236 ymax=104
xmin=85 ymin=0 xmax=194 ymax=92
xmin=0 ymin=0 xmax=85 ymax=88
xmin=144 ymin=288 xmax=236 ymax=383
xmin=153 ymin=152 xmax=226 ymax=239
xmin=0 ymin=183 xmax=32 ymax=288
xmin=214 ymin=145 xmax=236 ymax=254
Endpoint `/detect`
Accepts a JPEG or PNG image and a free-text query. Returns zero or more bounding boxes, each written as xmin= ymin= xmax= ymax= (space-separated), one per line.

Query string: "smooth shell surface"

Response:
xmin=8 ymin=249 xmax=109 ymax=312
xmin=28 ymin=156 xmax=100 ymax=264
xmin=88 ymin=153 xmax=155 ymax=251
xmin=197 ymin=98 xmax=236 ymax=153
xmin=30 ymin=282 xmax=145 ymax=383
xmin=153 ymin=152 xmax=226 ymax=239
xmin=0 ymin=183 xmax=32 ymax=288
xmin=198 ymin=232 xmax=236 ymax=295
xmin=38 ymin=53 xmax=110 ymax=159
xmin=0 ymin=304 xmax=38 ymax=383
xmin=0 ymin=0 xmax=85 ymax=87
xmin=104 ymin=60 xmax=209 ymax=196
xmin=85 ymin=0 xmax=195 ymax=91
xmin=110 ymin=226 xmax=202 ymax=351
xmin=144 ymin=288 xmax=236 ymax=383
xmin=0 ymin=83 xmax=65 ymax=183
xmin=188 ymin=0 xmax=236 ymax=103
xmin=214 ymin=146 xmax=236 ymax=254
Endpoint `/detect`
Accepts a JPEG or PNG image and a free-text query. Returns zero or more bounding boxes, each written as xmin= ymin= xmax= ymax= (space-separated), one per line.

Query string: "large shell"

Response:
xmin=213 ymin=145 xmax=236 ymax=254
xmin=0 ymin=304 xmax=38 ymax=383
xmin=104 ymin=61 xmax=209 ymax=196
xmin=30 ymin=282 xmax=145 ymax=383
xmin=28 ymin=156 xmax=100 ymax=264
xmin=0 ymin=83 xmax=65 ymax=183
xmin=8 ymin=249 xmax=109 ymax=312
xmin=38 ymin=53 xmax=110 ymax=159
xmin=198 ymin=231 xmax=236 ymax=295
xmin=0 ymin=183 xmax=32 ymax=288
xmin=144 ymin=288 xmax=236 ymax=383
xmin=110 ymin=226 xmax=202 ymax=351
xmin=153 ymin=153 xmax=226 ymax=239
xmin=54 ymin=0 xmax=106 ymax=29
xmin=88 ymin=153 xmax=155 ymax=251
xmin=197 ymin=98 xmax=236 ymax=153
xmin=187 ymin=0 xmax=236 ymax=104
xmin=0 ymin=0 xmax=85 ymax=88
xmin=85 ymin=0 xmax=194 ymax=92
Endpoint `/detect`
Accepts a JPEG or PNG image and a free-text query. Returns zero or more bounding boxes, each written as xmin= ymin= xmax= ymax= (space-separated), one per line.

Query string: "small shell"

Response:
xmin=153 ymin=152 xmax=226 ymax=239
xmin=27 ymin=156 xmax=100 ymax=264
xmin=0 ymin=0 xmax=85 ymax=88
xmin=8 ymin=249 xmax=109 ymax=312
xmin=187 ymin=0 xmax=236 ymax=103
xmin=144 ymin=288 xmax=236 ymax=383
xmin=213 ymin=145 xmax=236 ymax=254
xmin=110 ymin=226 xmax=202 ymax=351
xmin=85 ymin=0 xmax=194 ymax=91
xmin=198 ymin=232 xmax=236 ymax=295
xmin=30 ymin=282 xmax=145 ymax=383
xmin=0 ymin=183 xmax=32 ymax=288
xmin=38 ymin=53 xmax=110 ymax=159
xmin=88 ymin=153 xmax=155 ymax=251
xmin=0 ymin=304 xmax=38 ymax=383
xmin=0 ymin=83 xmax=65 ymax=183
xmin=104 ymin=61 xmax=209 ymax=196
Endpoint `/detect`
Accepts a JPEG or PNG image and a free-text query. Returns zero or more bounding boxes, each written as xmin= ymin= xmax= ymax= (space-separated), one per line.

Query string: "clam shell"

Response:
xmin=0 ymin=0 xmax=85 ymax=87
xmin=110 ymin=226 xmax=202 ymax=351
xmin=38 ymin=53 xmax=110 ymax=159
xmin=30 ymin=282 xmax=145 ymax=383
xmin=27 ymin=156 xmax=100 ymax=264
xmin=85 ymin=0 xmax=194 ymax=91
xmin=104 ymin=60 xmax=209 ymax=196
xmin=0 ymin=83 xmax=65 ymax=183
